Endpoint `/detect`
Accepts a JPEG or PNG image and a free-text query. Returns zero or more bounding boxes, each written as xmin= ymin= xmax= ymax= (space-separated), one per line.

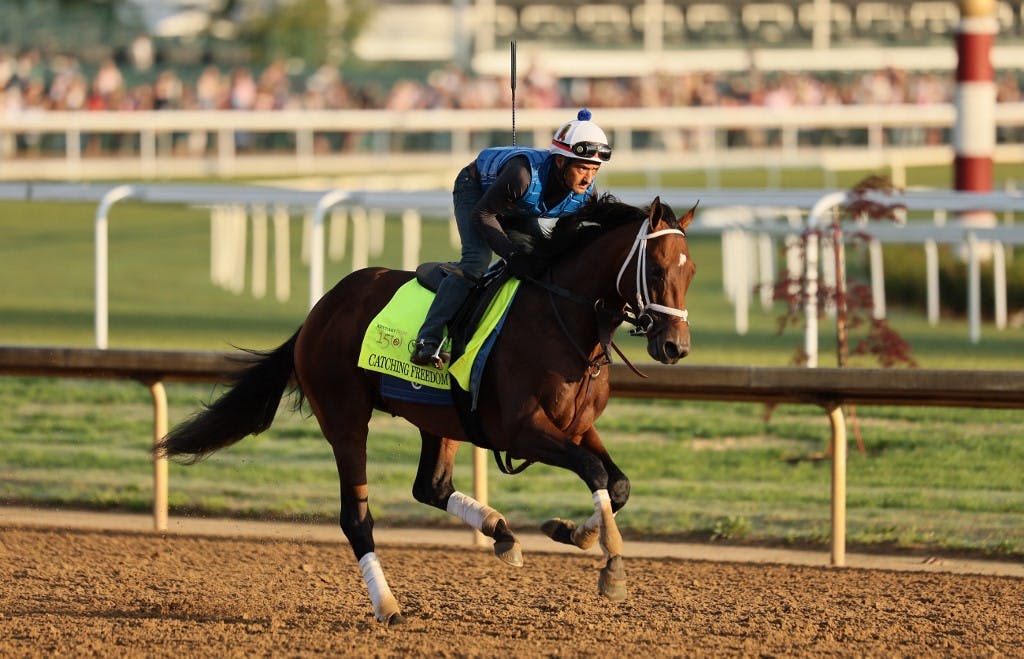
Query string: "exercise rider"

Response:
xmin=410 ymin=108 xmax=613 ymax=369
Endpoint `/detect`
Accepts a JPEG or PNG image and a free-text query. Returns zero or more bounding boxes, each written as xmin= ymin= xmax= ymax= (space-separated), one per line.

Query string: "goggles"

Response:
xmin=570 ymin=141 xmax=612 ymax=162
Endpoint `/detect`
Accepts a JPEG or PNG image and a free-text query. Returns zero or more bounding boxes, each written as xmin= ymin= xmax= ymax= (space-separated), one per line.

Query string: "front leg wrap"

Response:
xmin=566 ymin=489 xmax=621 ymax=553
xmin=591 ymin=489 xmax=627 ymax=601
xmin=592 ymin=489 xmax=622 ymax=559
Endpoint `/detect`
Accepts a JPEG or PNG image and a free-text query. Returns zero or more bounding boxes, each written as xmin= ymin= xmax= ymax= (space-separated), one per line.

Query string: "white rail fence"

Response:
xmin=1 ymin=182 xmax=1021 ymax=355
xmin=712 ymin=188 xmax=1024 ymax=362
xmin=2 ymin=104 xmax=1024 ymax=182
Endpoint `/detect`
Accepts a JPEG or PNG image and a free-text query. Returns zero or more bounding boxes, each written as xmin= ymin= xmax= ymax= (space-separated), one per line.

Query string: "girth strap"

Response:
xmin=493 ymin=450 xmax=534 ymax=475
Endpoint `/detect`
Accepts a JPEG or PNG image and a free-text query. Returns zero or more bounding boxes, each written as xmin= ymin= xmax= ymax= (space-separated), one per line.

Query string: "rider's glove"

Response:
xmin=506 ymin=253 xmax=545 ymax=279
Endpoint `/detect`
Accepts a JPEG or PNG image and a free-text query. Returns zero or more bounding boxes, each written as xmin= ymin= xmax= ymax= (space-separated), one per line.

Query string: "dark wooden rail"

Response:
xmin=2 ymin=345 xmax=1022 ymax=565
xmin=5 ymin=346 xmax=1022 ymax=407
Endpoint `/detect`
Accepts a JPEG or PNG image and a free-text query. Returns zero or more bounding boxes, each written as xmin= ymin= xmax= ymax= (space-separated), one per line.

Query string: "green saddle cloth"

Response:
xmin=357 ymin=278 xmax=520 ymax=391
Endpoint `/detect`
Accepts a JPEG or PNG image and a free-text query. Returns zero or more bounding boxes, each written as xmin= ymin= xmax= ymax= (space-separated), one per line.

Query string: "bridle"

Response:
xmin=525 ymin=214 xmax=690 ymax=374
xmin=615 ymin=220 xmax=690 ymax=336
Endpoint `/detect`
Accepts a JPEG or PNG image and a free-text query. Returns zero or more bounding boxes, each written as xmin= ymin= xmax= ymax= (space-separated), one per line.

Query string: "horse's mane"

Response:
xmin=508 ymin=193 xmax=678 ymax=263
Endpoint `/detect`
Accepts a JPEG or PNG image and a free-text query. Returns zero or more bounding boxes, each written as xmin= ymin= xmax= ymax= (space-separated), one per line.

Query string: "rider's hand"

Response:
xmin=506 ymin=253 xmax=545 ymax=279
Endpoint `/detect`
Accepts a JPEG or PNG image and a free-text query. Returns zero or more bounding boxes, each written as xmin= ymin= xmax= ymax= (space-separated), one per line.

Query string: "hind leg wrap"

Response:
xmin=446 ymin=491 xmax=504 ymax=535
xmin=570 ymin=509 xmax=602 ymax=550
xmin=446 ymin=491 xmax=522 ymax=567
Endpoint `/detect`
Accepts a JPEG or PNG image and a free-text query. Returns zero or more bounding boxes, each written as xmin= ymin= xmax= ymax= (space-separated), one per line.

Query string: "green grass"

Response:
xmin=2 ymin=377 xmax=1022 ymax=558
xmin=2 ymin=167 xmax=1023 ymax=559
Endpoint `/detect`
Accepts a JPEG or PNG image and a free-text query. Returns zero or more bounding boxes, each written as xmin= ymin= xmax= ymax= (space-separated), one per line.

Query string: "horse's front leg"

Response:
xmin=533 ymin=432 xmax=625 ymax=601
xmin=412 ymin=431 xmax=523 ymax=567
xmin=541 ymin=426 xmax=630 ymax=552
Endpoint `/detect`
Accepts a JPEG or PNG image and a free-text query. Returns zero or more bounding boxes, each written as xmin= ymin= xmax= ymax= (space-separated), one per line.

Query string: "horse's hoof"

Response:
xmin=598 ymin=556 xmax=627 ymax=601
xmin=383 ymin=611 xmax=405 ymax=626
xmin=494 ymin=539 xmax=524 ymax=567
xmin=540 ymin=518 xmax=576 ymax=545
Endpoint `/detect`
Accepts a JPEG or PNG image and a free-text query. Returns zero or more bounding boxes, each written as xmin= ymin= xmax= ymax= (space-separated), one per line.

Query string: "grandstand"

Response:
xmin=8 ymin=1 xmax=1020 ymax=76
xmin=353 ymin=0 xmax=1024 ymax=75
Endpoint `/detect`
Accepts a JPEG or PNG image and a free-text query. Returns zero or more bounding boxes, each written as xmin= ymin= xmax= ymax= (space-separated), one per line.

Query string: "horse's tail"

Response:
xmin=155 ymin=329 xmax=301 ymax=464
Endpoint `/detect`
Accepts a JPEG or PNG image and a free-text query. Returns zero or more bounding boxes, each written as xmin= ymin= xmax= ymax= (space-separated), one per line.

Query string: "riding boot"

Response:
xmin=411 ymin=274 xmax=475 ymax=368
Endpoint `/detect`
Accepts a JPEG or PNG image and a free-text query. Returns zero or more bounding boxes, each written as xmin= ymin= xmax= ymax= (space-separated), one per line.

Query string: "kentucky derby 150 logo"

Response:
xmin=373 ymin=323 xmax=405 ymax=349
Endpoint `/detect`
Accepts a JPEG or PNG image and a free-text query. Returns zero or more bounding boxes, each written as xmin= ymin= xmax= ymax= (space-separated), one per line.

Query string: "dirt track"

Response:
xmin=2 ymin=524 xmax=1022 ymax=657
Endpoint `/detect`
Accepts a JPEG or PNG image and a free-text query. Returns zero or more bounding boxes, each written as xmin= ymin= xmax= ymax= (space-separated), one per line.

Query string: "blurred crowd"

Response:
xmin=3 ymin=45 xmax=1023 ymax=158
xmin=4 ymin=46 xmax=1022 ymax=117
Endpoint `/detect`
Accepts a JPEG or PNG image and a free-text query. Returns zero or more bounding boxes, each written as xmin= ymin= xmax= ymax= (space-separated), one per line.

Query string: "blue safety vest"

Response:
xmin=475 ymin=147 xmax=592 ymax=218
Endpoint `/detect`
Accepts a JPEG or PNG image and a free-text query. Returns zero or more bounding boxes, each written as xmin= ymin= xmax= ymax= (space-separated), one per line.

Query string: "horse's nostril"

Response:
xmin=669 ymin=342 xmax=690 ymax=360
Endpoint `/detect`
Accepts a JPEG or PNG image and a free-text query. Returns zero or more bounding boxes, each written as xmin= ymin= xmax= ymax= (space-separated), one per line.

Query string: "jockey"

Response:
xmin=411 ymin=108 xmax=612 ymax=369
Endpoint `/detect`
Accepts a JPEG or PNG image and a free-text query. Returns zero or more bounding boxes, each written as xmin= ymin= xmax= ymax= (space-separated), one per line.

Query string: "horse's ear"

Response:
xmin=679 ymin=201 xmax=698 ymax=232
xmin=647 ymin=196 xmax=665 ymax=229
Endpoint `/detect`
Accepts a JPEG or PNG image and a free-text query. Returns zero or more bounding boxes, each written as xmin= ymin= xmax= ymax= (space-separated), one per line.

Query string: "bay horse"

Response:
xmin=156 ymin=194 xmax=696 ymax=625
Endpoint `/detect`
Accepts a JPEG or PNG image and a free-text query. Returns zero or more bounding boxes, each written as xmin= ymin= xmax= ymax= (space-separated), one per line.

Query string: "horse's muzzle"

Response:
xmin=647 ymin=324 xmax=690 ymax=364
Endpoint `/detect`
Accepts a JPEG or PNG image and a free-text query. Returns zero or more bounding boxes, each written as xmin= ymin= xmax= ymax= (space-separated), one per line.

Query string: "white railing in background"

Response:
xmin=2 ymin=104 xmax=1024 ymax=182
xmin=0 ymin=182 xmax=1020 ymax=357
xmin=714 ymin=190 xmax=1024 ymax=361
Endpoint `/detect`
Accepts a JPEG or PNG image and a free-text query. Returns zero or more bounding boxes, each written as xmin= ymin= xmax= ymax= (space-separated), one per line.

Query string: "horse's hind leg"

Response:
xmin=310 ymin=390 xmax=403 ymax=625
xmin=412 ymin=431 xmax=523 ymax=567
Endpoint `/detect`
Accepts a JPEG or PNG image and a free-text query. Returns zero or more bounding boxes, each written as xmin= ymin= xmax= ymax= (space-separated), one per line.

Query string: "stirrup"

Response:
xmin=411 ymin=340 xmax=450 ymax=369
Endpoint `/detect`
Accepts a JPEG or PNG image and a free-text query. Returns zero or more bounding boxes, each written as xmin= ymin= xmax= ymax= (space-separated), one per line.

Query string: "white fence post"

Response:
xmin=94 ymin=184 xmax=135 ymax=349
xmin=757 ymin=233 xmax=775 ymax=310
xmin=925 ymin=239 xmax=940 ymax=326
xmin=968 ymin=232 xmax=981 ymax=344
xmin=804 ymin=191 xmax=847 ymax=368
xmin=401 ymin=209 xmax=422 ymax=271
xmin=251 ymin=204 xmax=268 ymax=300
xmin=328 ymin=207 xmax=348 ymax=261
xmin=369 ymin=208 xmax=386 ymax=257
xmin=869 ymin=238 xmax=886 ymax=319
xmin=273 ymin=204 xmax=292 ymax=303
xmin=994 ymin=241 xmax=1007 ymax=330
xmin=350 ymin=207 xmax=370 ymax=273
xmin=230 ymin=205 xmax=247 ymax=295
xmin=309 ymin=190 xmax=351 ymax=309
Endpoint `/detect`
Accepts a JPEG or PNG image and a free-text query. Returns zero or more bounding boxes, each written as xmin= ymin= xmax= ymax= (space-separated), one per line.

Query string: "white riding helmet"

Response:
xmin=550 ymin=108 xmax=612 ymax=164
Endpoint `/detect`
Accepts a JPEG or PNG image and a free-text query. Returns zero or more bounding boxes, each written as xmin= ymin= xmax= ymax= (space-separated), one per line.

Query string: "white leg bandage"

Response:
xmin=358 ymin=552 xmax=397 ymax=622
xmin=593 ymin=488 xmax=623 ymax=558
xmin=571 ymin=490 xmax=615 ymax=550
xmin=446 ymin=491 xmax=502 ymax=535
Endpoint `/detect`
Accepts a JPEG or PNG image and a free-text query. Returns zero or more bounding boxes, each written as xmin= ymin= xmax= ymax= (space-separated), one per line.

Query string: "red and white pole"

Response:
xmin=955 ymin=1 xmax=998 ymax=343
xmin=953 ymin=0 xmax=998 ymax=193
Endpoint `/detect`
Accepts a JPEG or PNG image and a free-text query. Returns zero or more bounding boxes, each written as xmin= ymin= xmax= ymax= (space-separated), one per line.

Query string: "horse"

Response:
xmin=156 ymin=194 xmax=696 ymax=625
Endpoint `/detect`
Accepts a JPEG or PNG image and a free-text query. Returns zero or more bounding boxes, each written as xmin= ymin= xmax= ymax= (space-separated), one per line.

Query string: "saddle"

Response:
xmin=414 ymin=261 xmax=513 ymax=366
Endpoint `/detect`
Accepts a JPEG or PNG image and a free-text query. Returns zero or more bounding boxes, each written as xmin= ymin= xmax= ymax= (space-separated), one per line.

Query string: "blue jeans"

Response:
xmin=417 ymin=166 xmax=490 ymax=343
